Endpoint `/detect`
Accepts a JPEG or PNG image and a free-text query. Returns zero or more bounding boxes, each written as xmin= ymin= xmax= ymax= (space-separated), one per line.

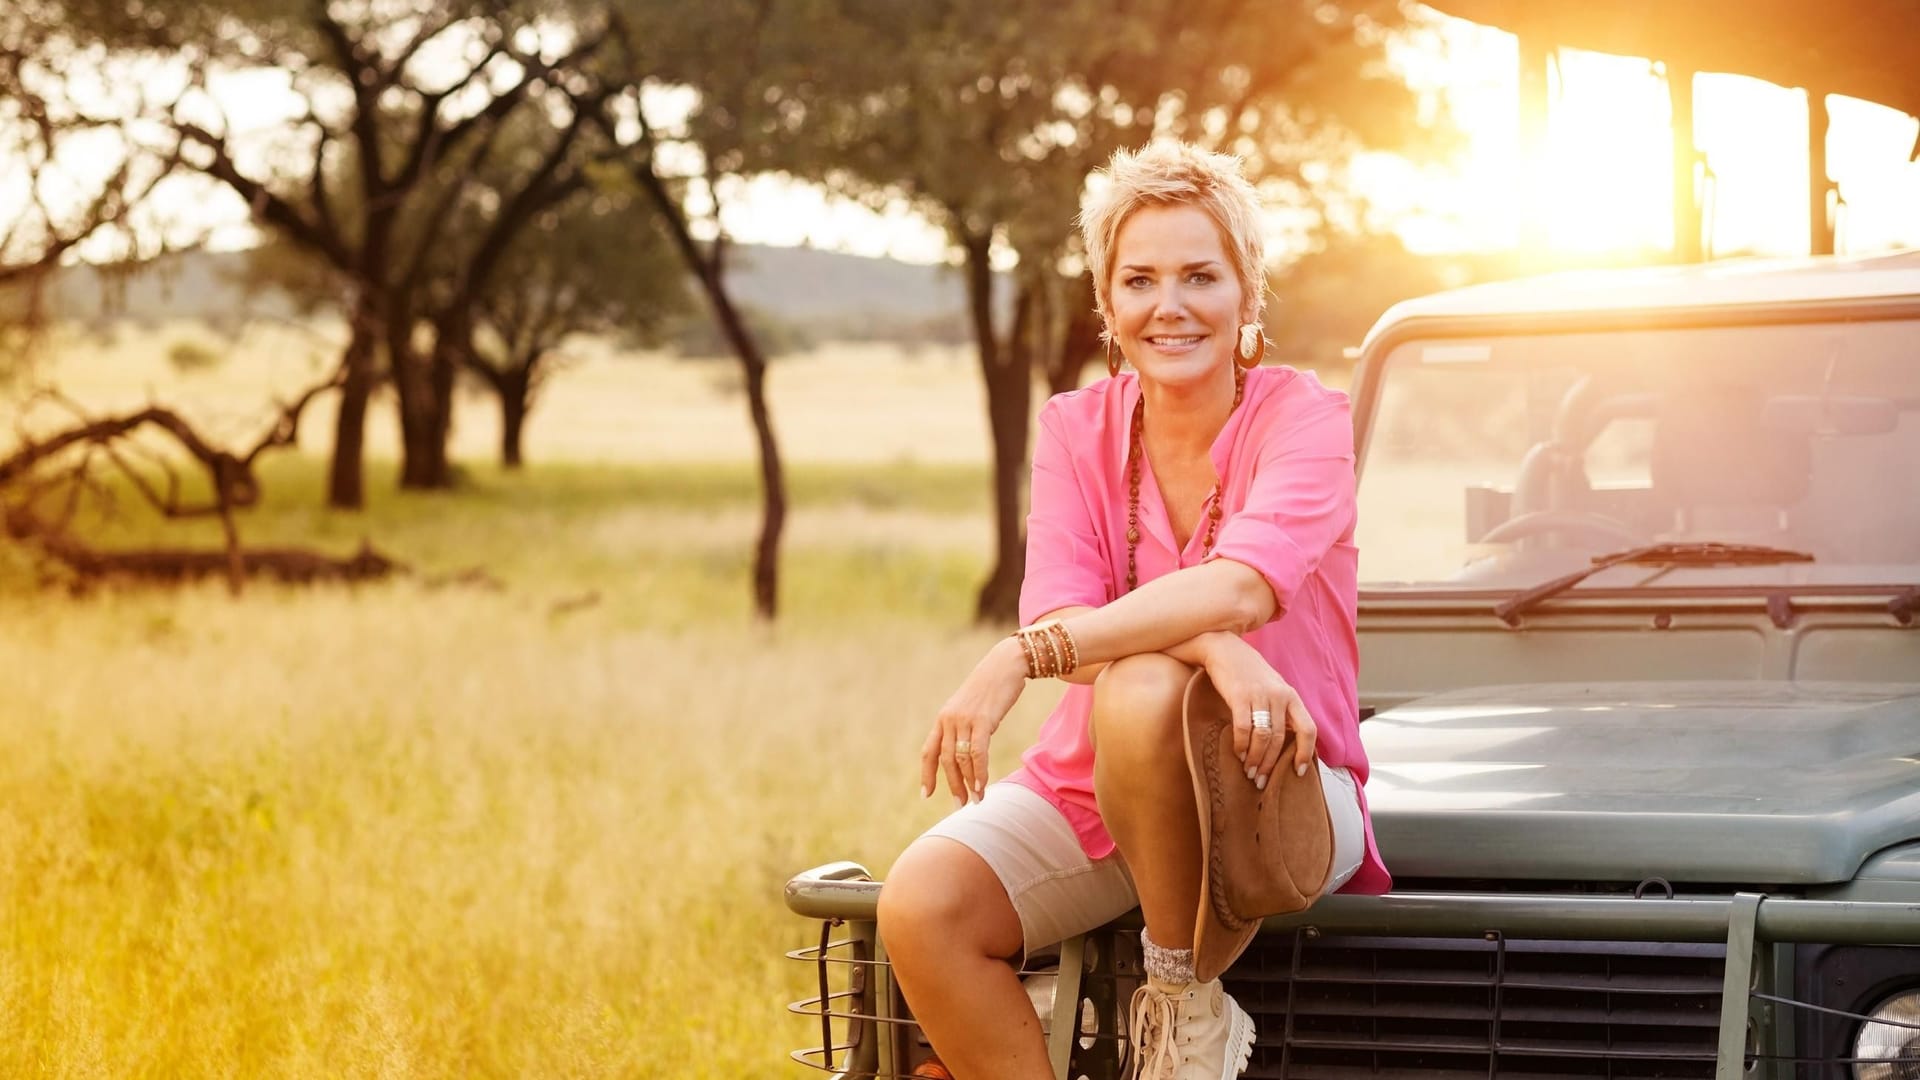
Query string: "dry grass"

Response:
xmin=0 ymin=329 xmax=1062 ymax=1077
xmin=0 ymin=521 xmax=1036 ymax=1076
xmin=0 ymin=583 xmax=1060 ymax=1078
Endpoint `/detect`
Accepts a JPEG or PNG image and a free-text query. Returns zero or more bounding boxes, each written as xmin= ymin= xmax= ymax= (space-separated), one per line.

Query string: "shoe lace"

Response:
xmin=1127 ymin=983 xmax=1182 ymax=1080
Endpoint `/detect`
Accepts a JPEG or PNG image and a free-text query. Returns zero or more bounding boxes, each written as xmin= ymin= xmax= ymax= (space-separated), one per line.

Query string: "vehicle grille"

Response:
xmin=1223 ymin=933 xmax=1726 ymax=1079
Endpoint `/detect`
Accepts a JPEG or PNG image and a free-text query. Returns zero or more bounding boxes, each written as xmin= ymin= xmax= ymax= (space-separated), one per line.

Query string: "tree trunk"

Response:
xmin=389 ymin=316 xmax=441 ymax=490
xmin=964 ymin=230 xmax=1034 ymax=625
xmin=623 ymin=149 xmax=786 ymax=620
xmin=500 ymin=367 xmax=529 ymax=469
xmin=702 ymin=268 xmax=786 ymax=620
xmin=327 ymin=295 xmax=379 ymax=510
xmin=1049 ymin=273 xmax=1105 ymax=398
xmin=423 ymin=314 xmax=462 ymax=486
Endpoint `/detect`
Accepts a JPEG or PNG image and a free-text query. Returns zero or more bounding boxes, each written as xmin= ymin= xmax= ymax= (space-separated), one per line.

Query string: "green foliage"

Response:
xmin=232 ymin=239 xmax=351 ymax=321
xmin=164 ymin=335 xmax=224 ymax=374
xmin=467 ymin=187 xmax=693 ymax=376
xmin=1268 ymin=231 xmax=1471 ymax=369
xmin=793 ymin=0 xmax=1445 ymax=264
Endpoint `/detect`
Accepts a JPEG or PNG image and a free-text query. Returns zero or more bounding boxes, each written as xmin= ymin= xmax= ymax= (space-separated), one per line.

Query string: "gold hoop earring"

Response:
xmin=1106 ymin=338 xmax=1122 ymax=378
xmin=1236 ymin=322 xmax=1266 ymax=369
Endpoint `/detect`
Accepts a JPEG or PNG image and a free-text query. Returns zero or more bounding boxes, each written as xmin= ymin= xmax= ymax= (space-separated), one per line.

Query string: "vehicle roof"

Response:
xmin=1364 ymin=250 xmax=1920 ymax=347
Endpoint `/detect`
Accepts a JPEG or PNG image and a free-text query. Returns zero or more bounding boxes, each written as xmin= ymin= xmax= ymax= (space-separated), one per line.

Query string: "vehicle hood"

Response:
xmin=1363 ymin=681 xmax=1920 ymax=885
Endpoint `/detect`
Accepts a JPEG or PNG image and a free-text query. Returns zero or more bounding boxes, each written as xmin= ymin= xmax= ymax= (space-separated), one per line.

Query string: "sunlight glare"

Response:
xmin=1539 ymin=50 xmax=1671 ymax=253
xmin=1371 ymin=13 xmax=1920 ymax=259
xmin=1694 ymin=73 xmax=1808 ymax=257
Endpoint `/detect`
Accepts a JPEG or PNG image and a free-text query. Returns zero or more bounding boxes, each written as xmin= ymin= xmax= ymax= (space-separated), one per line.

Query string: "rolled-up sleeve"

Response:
xmin=1019 ymin=400 xmax=1113 ymax=625
xmin=1206 ymin=391 xmax=1356 ymax=619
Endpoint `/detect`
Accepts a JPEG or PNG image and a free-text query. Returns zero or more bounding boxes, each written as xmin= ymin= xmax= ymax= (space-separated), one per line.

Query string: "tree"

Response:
xmin=0 ymin=0 xmax=183 ymax=374
xmin=40 ymin=0 xmax=612 ymax=506
xmin=813 ymin=0 xmax=1439 ymax=620
xmin=582 ymin=0 xmax=849 ymax=619
xmin=463 ymin=184 xmax=689 ymax=468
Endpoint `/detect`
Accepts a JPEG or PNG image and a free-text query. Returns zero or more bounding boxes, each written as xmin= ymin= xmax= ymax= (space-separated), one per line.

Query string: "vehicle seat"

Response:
xmin=1649 ymin=385 xmax=1811 ymax=539
xmin=1510 ymin=441 xmax=1590 ymax=519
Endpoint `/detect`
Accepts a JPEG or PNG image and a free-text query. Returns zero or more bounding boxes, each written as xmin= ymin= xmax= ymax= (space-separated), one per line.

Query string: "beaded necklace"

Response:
xmin=1123 ymin=365 xmax=1247 ymax=592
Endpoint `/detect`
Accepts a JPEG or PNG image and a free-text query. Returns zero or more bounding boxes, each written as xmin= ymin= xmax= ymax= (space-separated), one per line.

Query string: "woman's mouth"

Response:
xmin=1144 ymin=334 xmax=1207 ymax=351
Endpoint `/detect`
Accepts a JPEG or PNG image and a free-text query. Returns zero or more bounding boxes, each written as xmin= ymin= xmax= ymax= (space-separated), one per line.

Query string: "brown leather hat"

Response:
xmin=1182 ymin=669 xmax=1334 ymax=983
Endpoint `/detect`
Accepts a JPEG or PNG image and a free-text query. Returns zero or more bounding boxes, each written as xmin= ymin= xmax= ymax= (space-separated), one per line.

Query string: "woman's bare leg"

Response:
xmin=1091 ymin=653 xmax=1202 ymax=949
xmin=877 ymin=837 xmax=1054 ymax=1080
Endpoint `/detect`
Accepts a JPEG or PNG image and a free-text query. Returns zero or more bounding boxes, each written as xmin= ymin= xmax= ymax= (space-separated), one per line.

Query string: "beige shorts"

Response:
xmin=920 ymin=762 xmax=1364 ymax=957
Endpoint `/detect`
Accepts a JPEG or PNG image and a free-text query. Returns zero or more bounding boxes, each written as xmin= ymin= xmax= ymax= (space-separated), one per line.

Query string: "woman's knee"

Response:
xmin=1091 ymin=653 xmax=1194 ymax=759
xmin=878 ymin=838 xmax=1022 ymax=962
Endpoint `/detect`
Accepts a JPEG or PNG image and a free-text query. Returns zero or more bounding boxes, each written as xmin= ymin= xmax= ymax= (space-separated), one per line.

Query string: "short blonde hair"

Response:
xmin=1079 ymin=142 xmax=1267 ymax=334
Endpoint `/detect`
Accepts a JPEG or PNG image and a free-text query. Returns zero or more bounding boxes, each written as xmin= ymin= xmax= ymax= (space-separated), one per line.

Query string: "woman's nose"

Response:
xmin=1151 ymin=283 xmax=1188 ymax=319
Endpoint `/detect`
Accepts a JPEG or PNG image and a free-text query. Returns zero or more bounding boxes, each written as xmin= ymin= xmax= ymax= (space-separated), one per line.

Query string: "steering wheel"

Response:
xmin=1479 ymin=509 xmax=1643 ymax=548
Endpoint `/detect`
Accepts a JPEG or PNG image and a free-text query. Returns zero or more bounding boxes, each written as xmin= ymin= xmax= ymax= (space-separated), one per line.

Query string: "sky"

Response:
xmin=14 ymin=9 xmax=1920 ymax=271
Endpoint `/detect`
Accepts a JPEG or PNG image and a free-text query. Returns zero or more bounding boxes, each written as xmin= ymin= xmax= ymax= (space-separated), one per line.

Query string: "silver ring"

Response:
xmin=1250 ymin=709 xmax=1273 ymax=732
xmin=955 ymin=739 xmax=973 ymax=754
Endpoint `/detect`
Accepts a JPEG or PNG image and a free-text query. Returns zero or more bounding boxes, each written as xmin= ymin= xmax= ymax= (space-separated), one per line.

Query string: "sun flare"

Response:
xmin=1375 ymin=16 xmax=1920 ymax=260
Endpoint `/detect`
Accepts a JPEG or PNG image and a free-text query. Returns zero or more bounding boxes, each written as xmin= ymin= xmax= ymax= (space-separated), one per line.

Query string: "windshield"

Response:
xmin=1355 ymin=316 xmax=1920 ymax=592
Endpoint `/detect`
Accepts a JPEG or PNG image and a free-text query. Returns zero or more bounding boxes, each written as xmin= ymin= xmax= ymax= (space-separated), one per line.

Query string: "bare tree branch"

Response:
xmin=176 ymin=120 xmax=349 ymax=268
xmin=0 ymin=369 xmax=386 ymax=590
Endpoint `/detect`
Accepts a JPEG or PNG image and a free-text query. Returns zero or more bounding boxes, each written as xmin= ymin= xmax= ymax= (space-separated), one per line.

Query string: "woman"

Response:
xmin=876 ymin=142 xmax=1390 ymax=1080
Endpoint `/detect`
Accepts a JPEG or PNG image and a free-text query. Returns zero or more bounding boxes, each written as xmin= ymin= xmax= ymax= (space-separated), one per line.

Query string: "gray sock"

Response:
xmin=1141 ymin=930 xmax=1195 ymax=985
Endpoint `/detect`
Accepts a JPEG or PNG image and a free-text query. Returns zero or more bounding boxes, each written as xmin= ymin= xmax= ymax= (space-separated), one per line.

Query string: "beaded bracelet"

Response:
xmin=1045 ymin=621 xmax=1079 ymax=674
xmin=1013 ymin=628 xmax=1039 ymax=677
xmin=1037 ymin=627 xmax=1063 ymax=677
xmin=1012 ymin=621 xmax=1080 ymax=679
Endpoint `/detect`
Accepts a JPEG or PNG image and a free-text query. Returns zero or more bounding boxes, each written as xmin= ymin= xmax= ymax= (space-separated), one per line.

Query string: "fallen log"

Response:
xmin=31 ymin=532 xmax=402 ymax=584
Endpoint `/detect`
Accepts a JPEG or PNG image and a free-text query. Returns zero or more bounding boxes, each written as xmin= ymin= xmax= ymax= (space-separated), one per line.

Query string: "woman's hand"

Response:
xmin=1198 ymin=634 xmax=1317 ymax=790
xmin=921 ymin=636 xmax=1029 ymax=807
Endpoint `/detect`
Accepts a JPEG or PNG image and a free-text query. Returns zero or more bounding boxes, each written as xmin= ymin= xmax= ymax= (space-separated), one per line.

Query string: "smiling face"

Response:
xmin=1107 ymin=203 xmax=1250 ymax=393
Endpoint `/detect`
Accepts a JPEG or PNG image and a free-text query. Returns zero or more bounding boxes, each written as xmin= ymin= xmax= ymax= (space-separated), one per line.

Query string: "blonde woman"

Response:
xmin=877 ymin=142 xmax=1389 ymax=1080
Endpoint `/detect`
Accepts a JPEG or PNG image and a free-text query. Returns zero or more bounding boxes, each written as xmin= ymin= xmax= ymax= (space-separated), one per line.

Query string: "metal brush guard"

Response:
xmin=786 ymin=863 xmax=1920 ymax=1079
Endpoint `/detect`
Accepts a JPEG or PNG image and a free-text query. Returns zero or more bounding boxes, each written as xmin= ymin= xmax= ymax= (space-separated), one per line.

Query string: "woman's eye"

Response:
xmin=1188 ymin=272 xmax=1215 ymax=285
xmin=1125 ymin=275 xmax=1151 ymax=288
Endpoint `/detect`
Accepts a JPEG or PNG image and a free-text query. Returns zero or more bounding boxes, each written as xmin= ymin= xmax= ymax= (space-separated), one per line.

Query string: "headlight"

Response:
xmin=1854 ymin=989 xmax=1920 ymax=1080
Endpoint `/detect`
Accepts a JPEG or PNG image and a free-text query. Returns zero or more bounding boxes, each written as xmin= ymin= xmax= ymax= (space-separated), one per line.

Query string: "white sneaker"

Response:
xmin=1127 ymin=976 xmax=1255 ymax=1080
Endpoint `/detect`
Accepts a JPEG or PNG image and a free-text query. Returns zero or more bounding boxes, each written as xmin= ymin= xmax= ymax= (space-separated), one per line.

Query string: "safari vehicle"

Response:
xmin=784 ymin=251 xmax=1920 ymax=1079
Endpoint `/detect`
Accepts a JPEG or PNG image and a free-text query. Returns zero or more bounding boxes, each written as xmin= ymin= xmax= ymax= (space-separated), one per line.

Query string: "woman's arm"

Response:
xmin=931 ymin=610 xmax=1255 ymax=802
xmin=952 ymin=611 xmax=1310 ymax=801
xmin=1049 ymin=557 xmax=1275 ymax=673
xmin=1030 ymin=606 xmax=1253 ymax=687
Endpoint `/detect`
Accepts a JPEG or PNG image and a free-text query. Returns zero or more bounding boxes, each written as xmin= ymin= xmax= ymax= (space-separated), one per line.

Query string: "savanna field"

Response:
xmin=1 ymin=328 xmax=1085 ymax=1078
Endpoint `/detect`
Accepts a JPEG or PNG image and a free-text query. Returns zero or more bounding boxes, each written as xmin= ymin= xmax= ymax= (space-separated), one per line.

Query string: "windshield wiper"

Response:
xmin=1494 ymin=542 xmax=1815 ymax=625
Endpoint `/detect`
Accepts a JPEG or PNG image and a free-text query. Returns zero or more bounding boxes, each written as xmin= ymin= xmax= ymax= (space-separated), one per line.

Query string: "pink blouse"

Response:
xmin=1005 ymin=365 xmax=1391 ymax=895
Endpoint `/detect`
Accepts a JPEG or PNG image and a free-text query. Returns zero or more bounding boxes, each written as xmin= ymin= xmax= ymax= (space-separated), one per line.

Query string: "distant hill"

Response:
xmin=33 ymin=248 xmax=305 ymax=329
xmin=28 ymin=236 xmax=1591 ymax=367
xmin=29 ymin=243 xmax=998 ymax=347
xmin=720 ymin=244 xmax=978 ymax=324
